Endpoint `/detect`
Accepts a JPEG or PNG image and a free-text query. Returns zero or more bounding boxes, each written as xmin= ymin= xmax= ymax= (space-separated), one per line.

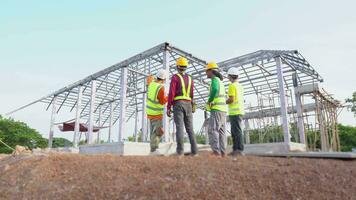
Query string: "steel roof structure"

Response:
xmin=7 ymin=42 xmax=324 ymax=147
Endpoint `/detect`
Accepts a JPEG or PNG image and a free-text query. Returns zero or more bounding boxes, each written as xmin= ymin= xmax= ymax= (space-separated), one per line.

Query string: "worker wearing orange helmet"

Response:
xmin=167 ymin=57 xmax=198 ymax=157
xmin=205 ymin=62 xmax=227 ymax=157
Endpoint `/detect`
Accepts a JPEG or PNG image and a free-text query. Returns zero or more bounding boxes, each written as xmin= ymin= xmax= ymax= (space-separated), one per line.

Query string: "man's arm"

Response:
xmin=157 ymin=87 xmax=168 ymax=105
xmin=226 ymin=84 xmax=235 ymax=104
xmin=208 ymin=78 xmax=219 ymax=103
xmin=167 ymin=75 xmax=177 ymax=111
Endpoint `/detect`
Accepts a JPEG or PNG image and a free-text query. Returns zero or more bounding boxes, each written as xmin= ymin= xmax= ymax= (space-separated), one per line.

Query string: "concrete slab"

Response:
xmin=242 ymin=142 xmax=306 ymax=154
xmin=248 ymin=151 xmax=356 ymax=159
xmin=79 ymin=142 xmax=210 ymax=156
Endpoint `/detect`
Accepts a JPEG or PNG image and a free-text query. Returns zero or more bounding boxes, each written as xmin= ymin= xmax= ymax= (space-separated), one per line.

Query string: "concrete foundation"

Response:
xmin=79 ymin=142 xmax=305 ymax=155
xmin=243 ymin=142 xmax=307 ymax=154
xmin=79 ymin=142 xmax=210 ymax=156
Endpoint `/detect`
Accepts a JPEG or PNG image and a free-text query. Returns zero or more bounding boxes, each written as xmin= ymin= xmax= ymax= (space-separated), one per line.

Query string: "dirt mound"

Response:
xmin=0 ymin=153 xmax=355 ymax=200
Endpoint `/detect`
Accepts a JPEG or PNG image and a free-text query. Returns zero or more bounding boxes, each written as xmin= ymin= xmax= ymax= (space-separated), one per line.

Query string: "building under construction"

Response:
xmin=7 ymin=42 xmax=341 ymax=154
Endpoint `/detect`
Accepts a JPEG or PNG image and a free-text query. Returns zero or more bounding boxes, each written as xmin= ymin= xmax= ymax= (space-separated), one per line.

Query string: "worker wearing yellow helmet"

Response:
xmin=226 ymin=67 xmax=245 ymax=160
xmin=167 ymin=57 xmax=198 ymax=157
xmin=205 ymin=62 xmax=227 ymax=157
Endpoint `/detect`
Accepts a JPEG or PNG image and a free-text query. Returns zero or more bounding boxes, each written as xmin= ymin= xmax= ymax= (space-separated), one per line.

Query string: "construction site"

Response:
xmin=5 ymin=42 xmax=345 ymax=154
xmin=1 ymin=42 xmax=356 ymax=199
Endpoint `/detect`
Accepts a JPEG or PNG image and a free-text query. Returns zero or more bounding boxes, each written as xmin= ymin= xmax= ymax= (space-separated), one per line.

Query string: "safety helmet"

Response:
xmin=206 ymin=62 xmax=219 ymax=70
xmin=176 ymin=57 xmax=188 ymax=67
xmin=156 ymin=69 xmax=168 ymax=80
xmin=227 ymin=67 xmax=239 ymax=76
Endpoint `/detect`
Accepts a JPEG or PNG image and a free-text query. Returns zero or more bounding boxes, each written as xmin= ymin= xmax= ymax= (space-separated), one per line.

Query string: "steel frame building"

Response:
xmin=8 ymin=42 xmax=339 ymax=151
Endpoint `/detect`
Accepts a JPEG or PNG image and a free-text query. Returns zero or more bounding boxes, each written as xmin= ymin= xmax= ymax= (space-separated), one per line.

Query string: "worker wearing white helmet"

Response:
xmin=226 ymin=67 xmax=245 ymax=160
xmin=146 ymin=69 xmax=168 ymax=155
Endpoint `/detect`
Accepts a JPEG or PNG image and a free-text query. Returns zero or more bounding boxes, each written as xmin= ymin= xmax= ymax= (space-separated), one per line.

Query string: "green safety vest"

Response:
xmin=228 ymin=82 xmax=245 ymax=116
xmin=146 ymin=81 xmax=164 ymax=116
xmin=207 ymin=77 xmax=227 ymax=112
xmin=173 ymin=73 xmax=192 ymax=101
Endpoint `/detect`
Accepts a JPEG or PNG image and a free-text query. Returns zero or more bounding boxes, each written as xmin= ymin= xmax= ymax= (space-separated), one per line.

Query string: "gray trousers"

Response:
xmin=208 ymin=111 xmax=227 ymax=154
xmin=173 ymin=101 xmax=198 ymax=155
xmin=229 ymin=115 xmax=244 ymax=151
xmin=149 ymin=119 xmax=162 ymax=152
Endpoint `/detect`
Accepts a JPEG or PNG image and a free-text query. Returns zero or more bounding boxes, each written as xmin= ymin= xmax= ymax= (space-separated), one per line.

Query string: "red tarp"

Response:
xmin=58 ymin=122 xmax=100 ymax=132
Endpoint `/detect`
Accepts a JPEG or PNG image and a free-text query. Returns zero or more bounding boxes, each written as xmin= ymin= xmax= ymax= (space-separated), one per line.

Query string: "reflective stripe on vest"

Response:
xmin=228 ymin=82 xmax=245 ymax=116
xmin=146 ymin=81 xmax=164 ymax=116
xmin=173 ymin=74 xmax=192 ymax=101
xmin=208 ymin=77 xmax=227 ymax=112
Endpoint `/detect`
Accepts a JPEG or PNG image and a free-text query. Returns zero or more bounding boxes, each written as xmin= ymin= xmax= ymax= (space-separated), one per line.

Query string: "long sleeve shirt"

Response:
xmin=167 ymin=73 xmax=194 ymax=111
xmin=208 ymin=77 xmax=219 ymax=103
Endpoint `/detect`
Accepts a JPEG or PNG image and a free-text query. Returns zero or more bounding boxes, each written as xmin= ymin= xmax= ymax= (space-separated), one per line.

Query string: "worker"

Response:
xmin=226 ymin=67 xmax=245 ymax=160
xmin=167 ymin=57 xmax=198 ymax=157
xmin=205 ymin=62 xmax=227 ymax=157
xmin=146 ymin=69 xmax=168 ymax=155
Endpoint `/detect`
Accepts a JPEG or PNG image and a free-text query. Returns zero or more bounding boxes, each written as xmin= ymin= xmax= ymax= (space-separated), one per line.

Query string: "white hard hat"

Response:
xmin=156 ymin=69 xmax=168 ymax=80
xmin=227 ymin=67 xmax=240 ymax=76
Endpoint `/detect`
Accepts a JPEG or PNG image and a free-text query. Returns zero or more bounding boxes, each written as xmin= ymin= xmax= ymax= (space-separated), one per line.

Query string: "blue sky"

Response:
xmin=1 ymin=0 xmax=355 ymax=140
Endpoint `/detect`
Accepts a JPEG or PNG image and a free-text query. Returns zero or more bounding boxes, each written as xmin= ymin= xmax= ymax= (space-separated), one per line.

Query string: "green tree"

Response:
xmin=0 ymin=116 xmax=48 ymax=153
xmin=338 ymin=124 xmax=356 ymax=152
xmin=52 ymin=137 xmax=73 ymax=148
xmin=346 ymin=92 xmax=356 ymax=117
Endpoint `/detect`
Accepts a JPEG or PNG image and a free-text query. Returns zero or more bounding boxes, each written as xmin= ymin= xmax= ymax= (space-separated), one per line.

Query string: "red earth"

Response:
xmin=0 ymin=153 xmax=355 ymax=200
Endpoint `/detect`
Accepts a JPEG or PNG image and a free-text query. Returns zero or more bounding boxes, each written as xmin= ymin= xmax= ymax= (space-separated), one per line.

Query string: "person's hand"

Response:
xmin=192 ymin=102 xmax=197 ymax=113
xmin=208 ymin=102 xmax=213 ymax=109
xmin=167 ymin=109 xmax=172 ymax=118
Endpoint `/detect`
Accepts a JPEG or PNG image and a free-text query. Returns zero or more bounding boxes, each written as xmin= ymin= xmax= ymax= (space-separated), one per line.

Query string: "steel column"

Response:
xmin=108 ymin=102 xmax=114 ymax=143
xmin=88 ymin=80 xmax=96 ymax=144
xmin=97 ymin=106 xmax=102 ymax=143
xmin=162 ymin=49 xmax=170 ymax=142
xmin=48 ymin=96 xmax=57 ymax=148
xmin=118 ymin=67 xmax=128 ymax=142
xmin=295 ymin=90 xmax=306 ymax=144
xmin=73 ymin=85 xmax=82 ymax=147
xmin=134 ymin=109 xmax=139 ymax=142
xmin=244 ymin=119 xmax=250 ymax=144
xmin=275 ymin=57 xmax=291 ymax=145
xmin=204 ymin=111 xmax=209 ymax=145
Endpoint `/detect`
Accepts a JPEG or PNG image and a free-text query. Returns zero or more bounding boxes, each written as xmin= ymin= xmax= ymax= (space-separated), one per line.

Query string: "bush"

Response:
xmin=338 ymin=124 xmax=356 ymax=152
xmin=0 ymin=116 xmax=47 ymax=153
xmin=52 ymin=137 xmax=73 ymax=148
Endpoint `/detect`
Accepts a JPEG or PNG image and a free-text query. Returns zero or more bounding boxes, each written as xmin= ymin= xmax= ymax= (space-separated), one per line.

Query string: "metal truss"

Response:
xmin=7 ymin=42 xmax=325 ymax=147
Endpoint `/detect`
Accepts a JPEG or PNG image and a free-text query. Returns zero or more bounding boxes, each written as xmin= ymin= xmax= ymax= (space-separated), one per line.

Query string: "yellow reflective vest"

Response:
xmin=146 ymin=81 xmax=164 ymax=116
xmin=228 ymin=81 xmax=245 ymax=116
xmin=173 ymin=73 xmax=192 ymax=101
xmin=207 ymin=77 xmax=227 ymax=112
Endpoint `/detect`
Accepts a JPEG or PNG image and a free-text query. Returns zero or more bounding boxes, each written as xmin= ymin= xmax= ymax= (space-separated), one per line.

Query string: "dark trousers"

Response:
xmin=173 ymin=101 xmax=198 ymax=155
xmin=229 ymin=115 xmax=244 ymax=151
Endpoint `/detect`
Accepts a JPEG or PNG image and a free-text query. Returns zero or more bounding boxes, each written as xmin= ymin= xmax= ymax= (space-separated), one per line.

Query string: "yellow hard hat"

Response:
xmin=176 ymin=57 xmax=188 ymax=67
xmin=206 ymin=62 xmax=219 ymax=70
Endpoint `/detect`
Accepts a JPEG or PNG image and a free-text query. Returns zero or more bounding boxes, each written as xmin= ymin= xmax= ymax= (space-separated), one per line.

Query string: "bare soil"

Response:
xmin=0 ymin=153 xmax=355 ymax=200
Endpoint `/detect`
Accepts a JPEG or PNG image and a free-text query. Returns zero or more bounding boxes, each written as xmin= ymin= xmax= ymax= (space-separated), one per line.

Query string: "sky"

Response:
xmin=1 ymin=0 xmax=355 ymax=141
